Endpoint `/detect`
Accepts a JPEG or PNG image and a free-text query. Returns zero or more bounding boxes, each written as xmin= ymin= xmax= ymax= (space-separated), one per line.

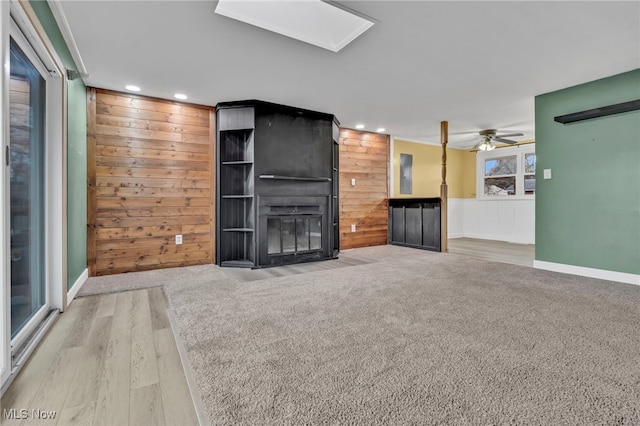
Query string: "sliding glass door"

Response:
xmin=9 ymin=36 xmax=47 ymax=339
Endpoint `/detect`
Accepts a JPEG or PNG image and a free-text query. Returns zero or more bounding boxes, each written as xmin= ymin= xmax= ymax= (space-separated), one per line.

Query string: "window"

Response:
xmin=477 ymin=145 xmax=535 ymax=199
xmin=524 ymin=153 xmax=536 ymax=195
xmin=484 ymin=155 xmax=517 ymax=196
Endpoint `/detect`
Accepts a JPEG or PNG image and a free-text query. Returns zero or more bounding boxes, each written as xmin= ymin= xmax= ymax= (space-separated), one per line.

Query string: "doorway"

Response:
xmin=9 ymin=36 xmax=48 ymax=341
xmin=2 ymin=3 xmax=66 ymax=391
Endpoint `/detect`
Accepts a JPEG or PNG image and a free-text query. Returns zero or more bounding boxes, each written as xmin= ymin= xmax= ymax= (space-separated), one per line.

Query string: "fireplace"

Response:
xmin=267 ymin=210 xmax=322 ymax=255
xmin=216 ymin=100 xmax=339 ymax=268
xmin=258 ymin=197 xmax=330 ymax=267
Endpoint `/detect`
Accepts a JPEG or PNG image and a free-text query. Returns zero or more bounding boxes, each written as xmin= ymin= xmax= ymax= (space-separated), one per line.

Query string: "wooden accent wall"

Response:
xmin=339 ymin=129 xmax=389 ymax=249
xmin=87 ymin=88 xmax=215 ymax=276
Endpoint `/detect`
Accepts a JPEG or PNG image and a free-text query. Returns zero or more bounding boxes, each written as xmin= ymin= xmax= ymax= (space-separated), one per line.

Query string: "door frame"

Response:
xmin=1 ymin=0 xmax=67 ymax=391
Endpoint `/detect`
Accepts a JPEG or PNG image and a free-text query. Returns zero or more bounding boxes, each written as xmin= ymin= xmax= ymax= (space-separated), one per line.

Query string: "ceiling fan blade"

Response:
xmin=449 ymin=131 xmax=481 ymax=136
xmin=495 ymin=132 xmax=524 ymax=138
xmin=493 ymin=137 xmax=517 ymax=144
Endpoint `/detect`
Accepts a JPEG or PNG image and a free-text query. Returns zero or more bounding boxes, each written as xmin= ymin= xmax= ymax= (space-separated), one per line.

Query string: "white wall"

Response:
xmin=449 ymin=198 xmax=535 ymax=245
xmin=0 ymin=0 xmax=10 ymax=388
xmin=448 ymin=198 xmax=465 ymax=239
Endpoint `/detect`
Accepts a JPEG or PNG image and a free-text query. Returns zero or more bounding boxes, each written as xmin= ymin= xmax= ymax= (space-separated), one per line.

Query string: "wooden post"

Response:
xmin=440 ymin=121 xmax=448 ymax=253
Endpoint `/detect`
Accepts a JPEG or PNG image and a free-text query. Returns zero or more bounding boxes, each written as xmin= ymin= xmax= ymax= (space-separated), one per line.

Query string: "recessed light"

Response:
xmin=125 ymin=85 xmax=140 ymax=92
xmin=376 ymin=128 xmax=385 ymax=133
xmin=174 ymin=93 xmax=188 ymax=100
xmin=355 ymin=124 xmax=365 ymax=130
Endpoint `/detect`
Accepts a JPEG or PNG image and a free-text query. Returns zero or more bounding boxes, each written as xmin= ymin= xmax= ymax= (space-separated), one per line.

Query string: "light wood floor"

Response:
xmin=448 ymin=237 xmax=535 ymax=267
xmin=1 ymin=287 xmax=200 ymax=426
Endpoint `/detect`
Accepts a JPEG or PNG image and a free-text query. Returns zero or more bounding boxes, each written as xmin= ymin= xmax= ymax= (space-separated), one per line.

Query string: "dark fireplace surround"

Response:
xmin=216 ymin=100 xmax=339 ymax=268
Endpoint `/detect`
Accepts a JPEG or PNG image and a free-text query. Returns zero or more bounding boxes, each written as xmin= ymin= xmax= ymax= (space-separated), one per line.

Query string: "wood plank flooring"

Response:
xmin=1 ymin=288 xmax=200 ymax=426
xmin=448 ymin=237 xmax=535 ymax=267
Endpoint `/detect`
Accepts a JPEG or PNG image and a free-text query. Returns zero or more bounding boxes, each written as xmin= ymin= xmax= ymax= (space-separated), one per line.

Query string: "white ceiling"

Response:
xmin=59 ymin=0 xmax=640 ymax=148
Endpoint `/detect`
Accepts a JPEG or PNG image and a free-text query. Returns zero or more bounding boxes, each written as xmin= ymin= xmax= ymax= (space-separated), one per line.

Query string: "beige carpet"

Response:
xmin=161 ymin=245 xmax=640 ymax=425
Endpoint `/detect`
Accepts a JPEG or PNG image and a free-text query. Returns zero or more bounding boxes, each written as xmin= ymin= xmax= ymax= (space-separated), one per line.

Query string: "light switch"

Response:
xmin=543 ymin=169 xmax=552 ymax=180
xmin=175 ymin=234 xmax=183 ymax=245
xmin=351 ymin=224 xmax=356 ymax=232
xmin=351 ymin=178 xmax=356 ymax=186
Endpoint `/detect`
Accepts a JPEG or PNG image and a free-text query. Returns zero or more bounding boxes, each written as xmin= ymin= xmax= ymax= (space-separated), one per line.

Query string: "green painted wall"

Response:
xmin=30 ymin=1 xmax=87 ymax=289
xmin=535 ymin=69 xmax=640 ymax=275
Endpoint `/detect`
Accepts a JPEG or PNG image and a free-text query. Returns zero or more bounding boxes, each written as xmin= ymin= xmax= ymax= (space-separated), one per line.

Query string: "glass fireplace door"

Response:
xmin=267 ymin=216 xmax=322 ymax=255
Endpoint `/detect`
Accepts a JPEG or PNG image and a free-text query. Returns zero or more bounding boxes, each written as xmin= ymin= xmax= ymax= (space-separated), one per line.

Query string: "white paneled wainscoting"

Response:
xmin=448 ymin=198 xmax=535 ymax=245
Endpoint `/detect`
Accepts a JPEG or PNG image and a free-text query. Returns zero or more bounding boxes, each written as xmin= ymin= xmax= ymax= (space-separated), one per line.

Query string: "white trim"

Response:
xmin=0 ymin=0 xmax=10 ymax=389
xmin=9 ymin=1 xmax=63 ymax=79
xmin=463 ymin=233 xmax=532 ymax=245
xmin=533 ymin=260 xmax=640 ymax=286
xmin=14 ymin=0 xmax=67 ymax=313
xmin=67 ymin=268 xmax=88 ymax=306
xmin=46 ymin=0 xmax=88 ymax=79
xmin=1 ymin=309 xmax=58 ymax=397
xmin=2 ymin=0 xmax=67 ymax=389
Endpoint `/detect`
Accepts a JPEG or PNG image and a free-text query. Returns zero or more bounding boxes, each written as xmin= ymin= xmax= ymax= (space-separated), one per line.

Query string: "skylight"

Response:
xmin=214 ymin=0 xmax=374 ymax=53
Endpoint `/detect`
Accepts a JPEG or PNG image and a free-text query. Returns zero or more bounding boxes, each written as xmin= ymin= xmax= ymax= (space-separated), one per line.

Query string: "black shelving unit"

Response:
xmin=216 ymin=100 xmax=339 ymax=268
xmin=331 ymin=121 xmax=340 ymax=256
xmin=216 ymin=106 xmax=255 ymax=267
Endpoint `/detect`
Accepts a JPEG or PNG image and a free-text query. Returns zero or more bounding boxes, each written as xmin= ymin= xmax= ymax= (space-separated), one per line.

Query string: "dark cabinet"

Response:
xmin=388 ymin=198 xmax=441 ymax=252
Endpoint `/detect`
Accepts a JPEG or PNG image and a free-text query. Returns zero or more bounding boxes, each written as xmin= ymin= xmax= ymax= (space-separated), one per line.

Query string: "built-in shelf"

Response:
xmin=217 ymin=106 xmax=256 ymax=267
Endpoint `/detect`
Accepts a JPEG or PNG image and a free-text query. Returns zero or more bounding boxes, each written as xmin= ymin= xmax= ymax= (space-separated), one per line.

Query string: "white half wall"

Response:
xmin=447 ymin=198 xmax=465 ymax=239
xmin=448 ymin=198 xmax=535 ymax=244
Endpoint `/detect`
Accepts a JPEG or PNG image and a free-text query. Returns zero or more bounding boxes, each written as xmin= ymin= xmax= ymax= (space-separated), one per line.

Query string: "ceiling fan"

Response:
xmin=473 ymin=129 xmax=524 ymax=151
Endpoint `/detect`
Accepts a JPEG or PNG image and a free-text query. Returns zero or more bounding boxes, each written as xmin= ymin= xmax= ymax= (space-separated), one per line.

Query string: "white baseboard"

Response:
xmin=448 ymin=233 xmax=464 ymax=239
xmin=463 ymin=233 xmax=532 ymax=245
xmin=533 ymin=260 xmax=640 ymax=286
xmin=67 ymin=268 xmax=88 ymax=306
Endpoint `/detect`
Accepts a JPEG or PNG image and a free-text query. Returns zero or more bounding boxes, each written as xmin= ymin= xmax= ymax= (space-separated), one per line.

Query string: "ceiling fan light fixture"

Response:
xmin=478 ymin=138 xmax=495 ymax=151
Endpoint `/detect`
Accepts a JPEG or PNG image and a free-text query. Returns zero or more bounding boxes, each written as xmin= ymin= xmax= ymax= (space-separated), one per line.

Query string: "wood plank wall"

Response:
xmin=339 ymin=129 xmax=390 ymax=249
xmin=87 ymin=88 xmax=215 ymax=276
